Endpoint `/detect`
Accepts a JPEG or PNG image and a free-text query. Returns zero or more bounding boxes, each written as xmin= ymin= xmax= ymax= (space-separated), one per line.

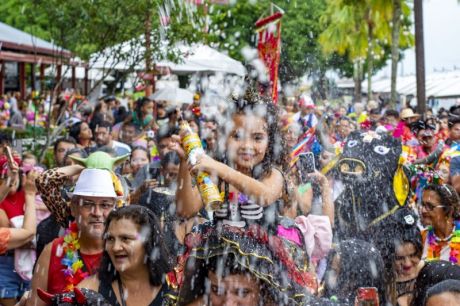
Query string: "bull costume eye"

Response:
xmin=374 ymin=145 xmax=390 ymax=155
xmin=348 ymin=140 xmax=358 ymax=148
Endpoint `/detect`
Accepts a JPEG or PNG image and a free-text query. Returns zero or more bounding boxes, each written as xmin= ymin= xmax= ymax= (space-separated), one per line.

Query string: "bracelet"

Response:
xmin=297 ymin=183 xmax=312 ymax=195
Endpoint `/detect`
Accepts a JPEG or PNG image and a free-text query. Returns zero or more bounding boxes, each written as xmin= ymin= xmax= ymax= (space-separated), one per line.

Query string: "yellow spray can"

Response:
xmin=180 ymin=122 xmax=222 ymax=210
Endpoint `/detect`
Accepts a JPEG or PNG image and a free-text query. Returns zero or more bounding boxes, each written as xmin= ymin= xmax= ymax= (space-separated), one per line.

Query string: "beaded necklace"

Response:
xmin=426 ymin=220 xmax=460 ymax=264
xmin=61 ymin=222 xmax=89 ymax=291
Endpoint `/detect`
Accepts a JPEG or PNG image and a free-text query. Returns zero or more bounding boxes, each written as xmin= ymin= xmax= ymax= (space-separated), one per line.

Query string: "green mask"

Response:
xmin=70 ymin=151 xmax=130 ymax=170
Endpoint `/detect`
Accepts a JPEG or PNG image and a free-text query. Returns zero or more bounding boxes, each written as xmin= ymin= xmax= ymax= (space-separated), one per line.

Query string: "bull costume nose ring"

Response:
xmin=338 ymin=158 xmax=366 ymax=175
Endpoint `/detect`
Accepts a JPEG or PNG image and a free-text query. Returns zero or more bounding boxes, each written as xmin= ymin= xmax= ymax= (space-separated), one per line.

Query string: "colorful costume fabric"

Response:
xmin=174 ymin=179 xmax=317 ymax=305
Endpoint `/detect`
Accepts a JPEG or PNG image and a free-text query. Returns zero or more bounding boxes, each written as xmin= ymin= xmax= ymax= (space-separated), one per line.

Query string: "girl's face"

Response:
xmin=285 ymin=102 xmax=294 ymax=113
xmin=141 ymin=101 xmax=154 ymax=116
xmin=188 ymin=120 xmax=199 ymax=134
xmin=162 ymin=162 xmax=180 ymax=187
xmin=22 ymin=157 xmax=36 ymax=168
xmin=284 ymin=125 xmax=301 ymax=149
xmin=205 ymin=130 xmax=218 ymax=152
xmin=226 ymin=114 xmax=269 ymax=173
xmin=440 ymin=118 xmax=448 ymax=130
xmin=105 ymin=218 xmax=146 ymax=273
xmin=130 ymin=149 xmax=149 ymax=175
xmin=208 ymin=271 xmax=260 ymax=306
xmin=395 ymin=242 xmax=420 ymax=278
xmin=79 ymin=122 xmax=93 ymax=140
xmin=156 ymin=103 xmax=166 ymax=118
xmin=100 ymin=103 xmax=108 ymax=113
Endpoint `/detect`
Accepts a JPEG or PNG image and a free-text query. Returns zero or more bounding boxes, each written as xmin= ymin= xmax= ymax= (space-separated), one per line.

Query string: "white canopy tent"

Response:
xmin=149 ymin=86 xmax=194 ymax=105
xmin=156 ymin=44 xmax=246 ymax=77
xmin=90 ymin=41 xmax=246 ymax=76
xmin=45 ymin=65 xmax=114 ymax=81
xmin=362 ymin=70 xmax=460 ymax=98
xmin=90 ymin=37 xmax=146 ymax=71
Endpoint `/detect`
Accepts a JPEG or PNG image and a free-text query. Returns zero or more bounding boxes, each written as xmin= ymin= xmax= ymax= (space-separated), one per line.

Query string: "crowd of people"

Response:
xmin=0 ymin=87 xmax=460 ymax=306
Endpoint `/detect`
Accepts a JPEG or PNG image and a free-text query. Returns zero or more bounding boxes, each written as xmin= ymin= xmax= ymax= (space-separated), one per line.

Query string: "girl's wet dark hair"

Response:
xmin=135 ymin=97 xmax=152 ymax=115
xmin=392 ymin=212 xmax=423 ymax=258
xmin=161 ymin=151 xmax=180 ymax=168
xmin=177 ymin=254 xmax=274 ymax=306
xmin=424 ymin=279 xmax=460 ymax=305
xmin=69 ymin=122 xmax=83 ymax=143
xmin=323 ymin=239 xmax=387 ymax=305
xmin=98 ymin=205 xmax=170 ymax=287
xmin=223 ymin=88 xmax=287 ymax=179
xmin=424 ymin=184 xmax=460 ymax=219
xmin=394 ymin=228 xmax=423 ymax=257
xmin=411 ymin=260 xmax=460 ymax=306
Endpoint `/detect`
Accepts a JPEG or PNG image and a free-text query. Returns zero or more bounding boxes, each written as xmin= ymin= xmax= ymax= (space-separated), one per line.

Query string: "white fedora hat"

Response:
xmin=69 ymin=168 xmax=118 ymax=198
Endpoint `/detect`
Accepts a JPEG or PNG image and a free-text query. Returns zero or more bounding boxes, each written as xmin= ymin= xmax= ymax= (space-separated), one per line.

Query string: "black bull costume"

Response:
xmin=333 ymin=130 xmax=412 ymax=239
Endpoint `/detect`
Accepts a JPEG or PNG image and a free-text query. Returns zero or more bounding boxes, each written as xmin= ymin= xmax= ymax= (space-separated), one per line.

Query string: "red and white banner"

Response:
xmin=255 ymin=11 xmax=283 ymax=104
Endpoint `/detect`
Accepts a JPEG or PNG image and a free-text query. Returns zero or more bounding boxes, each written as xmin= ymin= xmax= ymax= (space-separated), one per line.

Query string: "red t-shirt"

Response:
xmin=48 ymin=237 xmax=103 ymax=294
xmin=0 ymin=190 xmax=25 ymax=221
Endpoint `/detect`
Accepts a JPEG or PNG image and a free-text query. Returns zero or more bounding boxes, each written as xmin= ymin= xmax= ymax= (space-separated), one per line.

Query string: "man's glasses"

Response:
xmin=78 ymin=199 xmax=115 ymax=212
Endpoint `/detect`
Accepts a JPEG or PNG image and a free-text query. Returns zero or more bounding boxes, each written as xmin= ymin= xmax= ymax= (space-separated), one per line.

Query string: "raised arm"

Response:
xmin=36 ymin=165 xmax=85 ymax=226
xmin=303 ymin=171 xmax=334 ymax=225
xmin=4 ymin=170 xmax=38 ymax=250
xmin=8 ymin=170 xmax=38 ymax=249
xmin=171 ymin=136 xmax=203 ymax=218
xmin=0 ymin=167 xmax=39 ymax=253
xmin=192 ymin=154 xmax=284 ymax=207
xmin=0 ymin=156 xmax=20 ymax=202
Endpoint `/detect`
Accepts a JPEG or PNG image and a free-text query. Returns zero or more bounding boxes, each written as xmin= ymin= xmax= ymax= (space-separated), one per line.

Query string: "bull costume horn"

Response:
xmin=74 ymin=287 xmax=87 ymax=304
xmin=37 ymin=288 xmax=53 ymax=305
xmin=70 ymin=151 xmax=130 ymax=171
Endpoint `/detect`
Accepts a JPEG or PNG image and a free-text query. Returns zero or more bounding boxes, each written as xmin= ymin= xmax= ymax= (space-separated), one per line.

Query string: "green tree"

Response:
xmin=0 ymin=0 xmax=205 ymax=161
xmin=319 ymin=0 xmax=413 ymax=102
xmin=0 ymin=0 xmax=204 ymax=62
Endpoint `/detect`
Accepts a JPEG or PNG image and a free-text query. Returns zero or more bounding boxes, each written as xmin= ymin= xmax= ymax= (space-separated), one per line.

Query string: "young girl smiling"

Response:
xmin=174 ymin=91 xmax=285 ymax=225
xmin=173 ymin=89 xmax=317 ymax=305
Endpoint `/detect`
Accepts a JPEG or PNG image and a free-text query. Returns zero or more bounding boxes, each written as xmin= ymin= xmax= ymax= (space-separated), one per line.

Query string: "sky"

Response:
xmin=377 ymin=0 xmax=460 ymax=77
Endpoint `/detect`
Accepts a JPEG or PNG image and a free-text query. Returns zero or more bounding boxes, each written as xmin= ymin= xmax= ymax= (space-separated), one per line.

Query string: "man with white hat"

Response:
xmin=292 ymin=94 xmax=318 ymax=130
xmin=27 ymin=165 xmax=120 ymax=306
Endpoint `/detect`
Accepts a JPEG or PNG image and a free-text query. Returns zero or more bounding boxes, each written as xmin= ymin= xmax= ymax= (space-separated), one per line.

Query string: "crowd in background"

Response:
xmin=0 ymin=87 xmax=459 ymax=306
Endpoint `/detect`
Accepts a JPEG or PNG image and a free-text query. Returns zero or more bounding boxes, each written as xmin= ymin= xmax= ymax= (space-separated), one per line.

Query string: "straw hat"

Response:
xmin=400 ymin=108 xmax=420 ymax=120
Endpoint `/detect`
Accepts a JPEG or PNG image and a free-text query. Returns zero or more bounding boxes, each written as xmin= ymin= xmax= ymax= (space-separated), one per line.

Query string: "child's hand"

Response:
xmin=189 ymin=154 xmax=217 ymax=176
xmin=5 ymin=152 xmax=20 ymax=189
xmin=319 ymin=151 xmax=334 ymax=168
xmin=169 ymin=135 xmax=186 ymax=160
xmin=23 ymin=170 xmax=39 ymax=195
xmin=305 ymin=171 xmax=328 ymax=187
xmin=142 ymin=179 xmax=159 ymax=191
